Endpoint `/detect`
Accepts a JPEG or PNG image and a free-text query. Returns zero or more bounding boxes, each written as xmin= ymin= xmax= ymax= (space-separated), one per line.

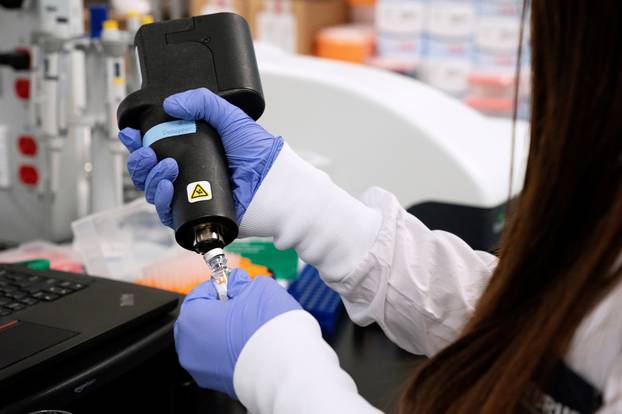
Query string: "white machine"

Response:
xmin=255 ymin=44 xmax=529 ymax=250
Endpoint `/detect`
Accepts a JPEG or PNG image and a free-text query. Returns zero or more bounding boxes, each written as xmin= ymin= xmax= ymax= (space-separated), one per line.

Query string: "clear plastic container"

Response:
xmin=71 ymin=199 xmax=181 ymax=281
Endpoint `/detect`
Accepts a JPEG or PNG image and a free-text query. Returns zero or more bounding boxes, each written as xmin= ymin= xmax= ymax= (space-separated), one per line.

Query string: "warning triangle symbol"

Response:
xmin=191 ymin=183 xmax=209 ymax=199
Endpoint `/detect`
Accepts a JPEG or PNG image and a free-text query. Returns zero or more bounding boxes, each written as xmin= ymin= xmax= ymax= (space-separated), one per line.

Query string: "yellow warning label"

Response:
xmin=187 ymin=181 xmax=212 ymax=203
xmin=191 ymin=184 xmax=208 ymax=199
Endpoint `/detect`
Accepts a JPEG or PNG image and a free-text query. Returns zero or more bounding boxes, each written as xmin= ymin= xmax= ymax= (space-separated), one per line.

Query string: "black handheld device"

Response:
xmin=117 ymin=13 xmax=264 ymax=255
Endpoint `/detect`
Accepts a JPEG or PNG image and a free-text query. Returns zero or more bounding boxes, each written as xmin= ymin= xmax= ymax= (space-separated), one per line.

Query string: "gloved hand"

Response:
xmin=174 ymin=269 xmax=301 ymax=399
xmin=118 ymin=87 xmax=284 ymax=227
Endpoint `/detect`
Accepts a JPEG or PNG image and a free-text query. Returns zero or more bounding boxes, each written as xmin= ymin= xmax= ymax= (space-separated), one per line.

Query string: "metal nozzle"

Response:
xmin=192 ymin=223 xmax=225 ymax=255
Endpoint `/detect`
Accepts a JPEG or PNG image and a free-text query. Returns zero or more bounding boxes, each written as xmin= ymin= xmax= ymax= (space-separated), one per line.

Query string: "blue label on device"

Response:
xmin=143 ymin=120 xmax=197 ymax=147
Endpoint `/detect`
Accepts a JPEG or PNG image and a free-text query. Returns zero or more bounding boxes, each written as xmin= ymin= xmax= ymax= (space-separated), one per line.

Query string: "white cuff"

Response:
xmin=240 ymin=144 xmax=382 ymax=281
xmin=233 ymin=310 xmax=381 ymax=414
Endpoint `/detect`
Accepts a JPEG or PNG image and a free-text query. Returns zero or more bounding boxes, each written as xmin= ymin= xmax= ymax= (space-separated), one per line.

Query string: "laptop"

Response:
xmin=0 ymin=263 xmax=179 ymax=396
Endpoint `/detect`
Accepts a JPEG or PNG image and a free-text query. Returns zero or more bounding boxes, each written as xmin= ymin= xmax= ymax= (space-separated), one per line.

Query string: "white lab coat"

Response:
xmin=232 ymin=144 xmax=622 ymax=413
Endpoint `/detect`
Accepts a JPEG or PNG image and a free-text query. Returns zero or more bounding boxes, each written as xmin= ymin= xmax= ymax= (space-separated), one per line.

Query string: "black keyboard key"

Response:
xmin=22 ymin=285 xmax=45 ymax=294
xmin=58 ymin=281 xmax=85 ymax=291
xmin=27 ymin=275 xmax=42 ymax=283
xmin=32 ymin=292 xmax=58 ymax=302
xmin=47 ymin=286 xmax=71 ymax=296
xmin=0 ymin=286 xmax=17 ymax=293
xmin=6 ymin=292 xmax=27 ymax=300
xmin=6 ymin=273 xmax=25 ymax=281
xmin=0 ymin=297 xmax=11 ymax=306
xmin=6 ymin=302 xmax=25 ymax=311
xmin=20 ymin=297 xmax=38 ymax=306
xmin=42 ymin=293 xmax=58 ymax=302
xmin=0 ymin=308 xmax=12 ymax=316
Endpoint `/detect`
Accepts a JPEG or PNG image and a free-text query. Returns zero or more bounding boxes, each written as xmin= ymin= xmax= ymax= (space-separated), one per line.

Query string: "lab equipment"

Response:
xmin=117 ymin=14 xmax=267 ymax=298
xmin=288 ymin=265 xmax=344 ymax=336
xmin=0 ymin=2 xmax=145 ymax=244
xmin=174 ymin=269 xmax=301 ymax=399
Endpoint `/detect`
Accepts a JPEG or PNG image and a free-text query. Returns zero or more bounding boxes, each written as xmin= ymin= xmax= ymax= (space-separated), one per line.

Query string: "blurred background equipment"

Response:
xmin=0 ymin=1 xmax=154 ymax=245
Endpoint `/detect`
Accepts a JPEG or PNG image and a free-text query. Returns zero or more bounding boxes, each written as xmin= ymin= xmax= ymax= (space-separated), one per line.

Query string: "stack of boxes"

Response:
xmin=466 ymin=0 xmax=527 ymax=117
xmin=373 ymin=0 xmax=529 ymax=118
xmin=372 ymin=0 xmax=425 ymax=75
xmin=422 ymin=0 xmax=475 ymax=98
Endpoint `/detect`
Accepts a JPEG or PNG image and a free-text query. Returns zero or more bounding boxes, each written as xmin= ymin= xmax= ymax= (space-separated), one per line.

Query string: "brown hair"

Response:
xmin=400 ymin=1 xmax=622 ymax=413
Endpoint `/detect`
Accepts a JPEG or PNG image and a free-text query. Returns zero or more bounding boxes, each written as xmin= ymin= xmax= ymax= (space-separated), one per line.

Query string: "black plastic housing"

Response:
xmin=0 ymin=50 xmax=30 ymax=70
xmin=0 ymin=0 xmax=24 ymax=8
xmin=118 ymin=13 xmax=264 ymax=252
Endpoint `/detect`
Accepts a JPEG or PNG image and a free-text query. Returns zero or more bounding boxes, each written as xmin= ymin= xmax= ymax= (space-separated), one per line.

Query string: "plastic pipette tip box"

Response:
xmin=288 ymin=265 xmax=344 ymax=336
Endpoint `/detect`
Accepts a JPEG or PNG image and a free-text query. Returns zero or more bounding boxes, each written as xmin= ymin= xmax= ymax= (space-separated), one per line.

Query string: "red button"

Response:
xmin=18 ymin=135 xmax=37 ymax=156
xmin=14 ymin=79 xmax=30 ymax=100
xmin=19 ymin=165 xmax=38 ymax=186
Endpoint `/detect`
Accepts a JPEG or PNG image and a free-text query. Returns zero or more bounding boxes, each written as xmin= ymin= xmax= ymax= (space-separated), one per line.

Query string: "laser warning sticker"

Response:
xmin=187 ymin=181 xmax=212 ymax=203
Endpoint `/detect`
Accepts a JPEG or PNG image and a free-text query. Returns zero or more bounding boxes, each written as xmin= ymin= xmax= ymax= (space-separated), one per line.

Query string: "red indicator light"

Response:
xmin=18 ymin=135 xmax=37 ymax=156
xmin=19 ymin=165 xmax=38 ymax=186
xmin=14 ymin=78 xmax=30 ymax=100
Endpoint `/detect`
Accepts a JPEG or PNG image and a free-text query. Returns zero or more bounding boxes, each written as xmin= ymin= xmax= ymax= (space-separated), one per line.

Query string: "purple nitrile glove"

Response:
xmin=118 ymin=87 xmax=283 ymax=228
xmin=174 ymin=269 xmax=301 ymax=399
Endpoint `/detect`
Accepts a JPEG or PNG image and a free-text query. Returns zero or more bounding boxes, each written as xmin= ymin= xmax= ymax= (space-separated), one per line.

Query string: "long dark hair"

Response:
xmin=400 ymin=1 xmax=622 ymax=412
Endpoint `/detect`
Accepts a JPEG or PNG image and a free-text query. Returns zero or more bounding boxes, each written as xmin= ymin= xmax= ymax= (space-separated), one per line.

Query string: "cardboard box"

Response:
xmin=247 ymin=0 xmax=347 ymax=55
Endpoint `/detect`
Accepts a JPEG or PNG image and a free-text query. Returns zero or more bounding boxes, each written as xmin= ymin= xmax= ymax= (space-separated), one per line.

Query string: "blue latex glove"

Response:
xmin=118 ymin=88 xmax=283 ymax=227
xmin=174 ymin=269 xmax=301 ymax=399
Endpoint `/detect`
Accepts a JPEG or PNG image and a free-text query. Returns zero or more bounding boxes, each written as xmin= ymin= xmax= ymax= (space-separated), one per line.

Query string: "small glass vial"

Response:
xmin=203 ymin=248 xmax=229 ymax=301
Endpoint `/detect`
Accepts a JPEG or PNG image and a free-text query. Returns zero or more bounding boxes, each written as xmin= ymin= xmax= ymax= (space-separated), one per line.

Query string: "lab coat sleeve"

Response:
xmin=240 ymin=143 xmax=498 ymax=356
xmin=233 ymin=310 xmax=382 ymax=414
xmin=338 ymin=188 xmax=497 ymax=355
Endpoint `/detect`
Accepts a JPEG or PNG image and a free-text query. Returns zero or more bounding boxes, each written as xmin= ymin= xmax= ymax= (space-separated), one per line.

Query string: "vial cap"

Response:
xmin=103 ymin=20 xmax=119 ymax=31
xmin=203 ymin=248 xmax=226 ymax=264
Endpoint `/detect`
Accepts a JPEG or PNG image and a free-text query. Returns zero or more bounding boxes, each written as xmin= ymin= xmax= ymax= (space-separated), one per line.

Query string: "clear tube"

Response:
xmin=204 ymin=249 xmax=229 ymax=301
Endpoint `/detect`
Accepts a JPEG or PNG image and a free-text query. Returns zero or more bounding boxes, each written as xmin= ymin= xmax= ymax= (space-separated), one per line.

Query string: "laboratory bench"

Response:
xmin=6 ymin=305 xmax=423 ymax=414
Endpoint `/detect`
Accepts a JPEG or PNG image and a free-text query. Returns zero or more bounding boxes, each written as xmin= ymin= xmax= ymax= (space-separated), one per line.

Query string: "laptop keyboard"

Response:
xmin=0 ymin=268 xmax=87 ymax=317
